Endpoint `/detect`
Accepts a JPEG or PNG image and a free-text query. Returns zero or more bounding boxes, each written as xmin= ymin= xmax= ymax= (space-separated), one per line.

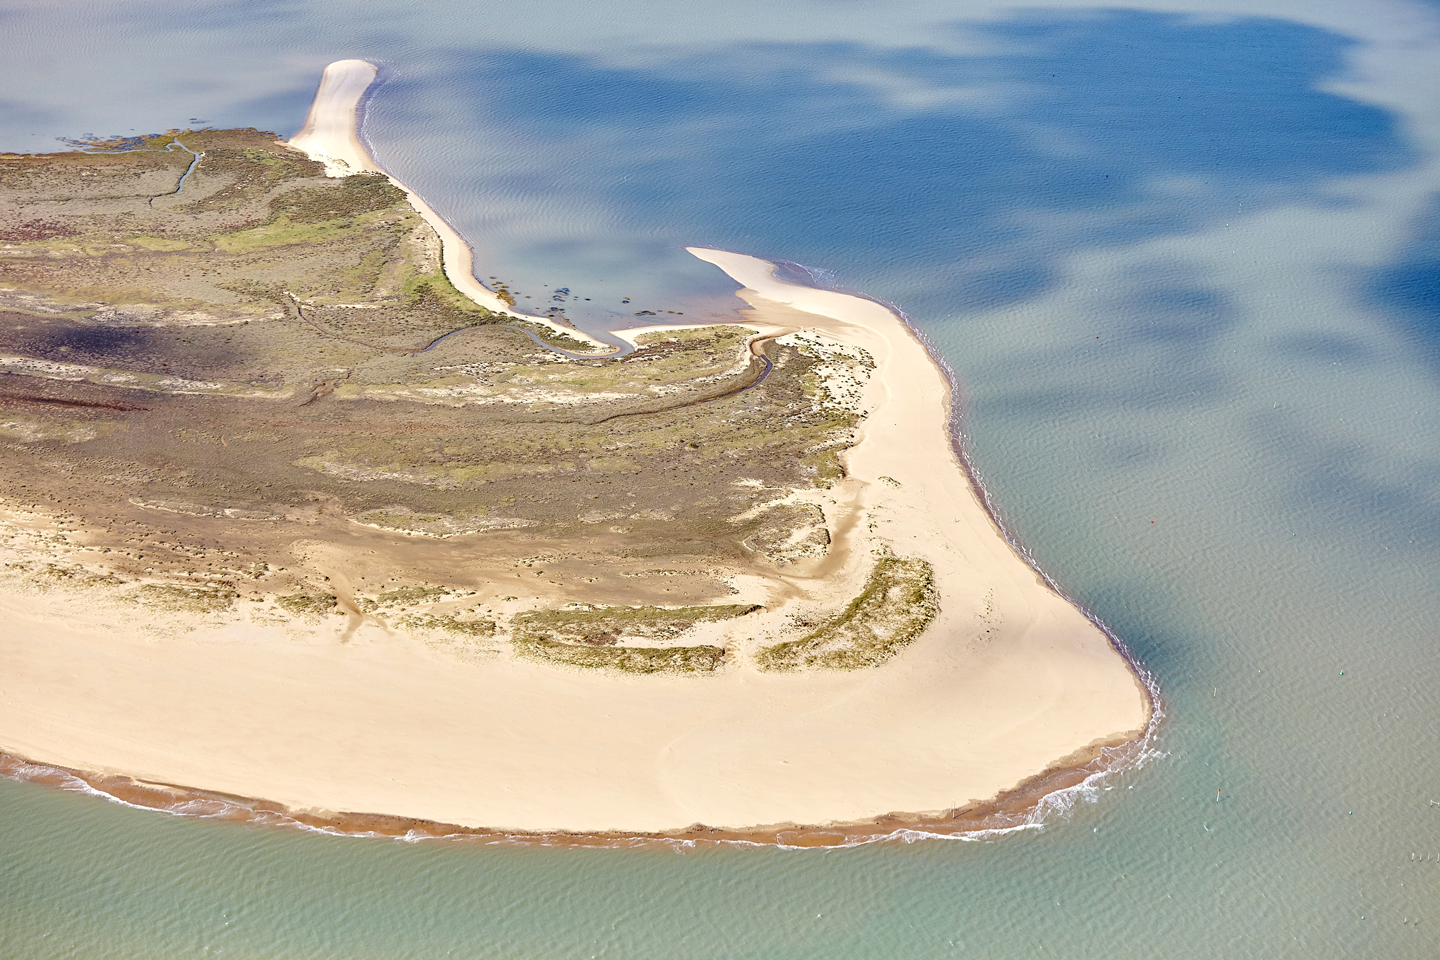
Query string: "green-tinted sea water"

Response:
xmin=3 ymin=1 xmax=1440 ymax=956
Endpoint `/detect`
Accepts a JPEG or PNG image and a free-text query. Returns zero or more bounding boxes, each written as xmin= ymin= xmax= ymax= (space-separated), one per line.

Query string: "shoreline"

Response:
xmin=685 ymin=244 xmax=1160 ymax=762
xmin=751 ymin=253 xmax=1158 ymax=725
xmin=0 ymin=61 xmax=1153 ymax=841
xmin=1 ymin=726 xmax=1151 ymax=847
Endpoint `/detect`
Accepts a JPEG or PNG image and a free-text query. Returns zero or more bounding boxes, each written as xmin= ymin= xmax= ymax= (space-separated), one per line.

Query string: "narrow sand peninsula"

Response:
xmin=289 ymin=59 xmax=609 ymax=351
xmin=0 ymin=61 xmax=1150 ymax=840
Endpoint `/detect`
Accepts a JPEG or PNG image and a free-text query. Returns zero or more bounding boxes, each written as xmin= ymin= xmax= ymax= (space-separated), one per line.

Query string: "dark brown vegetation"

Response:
xmin=0 ymin=130 xmax=878 ymax=670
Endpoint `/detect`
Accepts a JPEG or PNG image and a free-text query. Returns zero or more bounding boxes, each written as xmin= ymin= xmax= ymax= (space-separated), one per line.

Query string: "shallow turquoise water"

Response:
xmin=3 ymin=1 xmax=1440 ymax=956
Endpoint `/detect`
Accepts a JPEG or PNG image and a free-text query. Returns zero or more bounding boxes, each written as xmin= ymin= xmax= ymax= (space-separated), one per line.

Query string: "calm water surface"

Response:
xmin=2 ymin=1 xmax=1439 ymax=956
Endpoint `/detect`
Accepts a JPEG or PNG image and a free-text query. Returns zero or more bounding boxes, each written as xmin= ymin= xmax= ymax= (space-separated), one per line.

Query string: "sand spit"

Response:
xmin=287 ymin=59 xmax=609 ymax=352
xmin=0 ymin=60 xmax=1152 ymax=839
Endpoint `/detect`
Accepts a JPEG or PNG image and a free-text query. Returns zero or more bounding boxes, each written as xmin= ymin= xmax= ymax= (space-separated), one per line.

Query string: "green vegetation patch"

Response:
xmin=513 ymin=636 xmax=726 ymax=675
xmin=177 ymin=136 xmax=321 ymax=211
xmin=18 ymin=562 xmax=124 ymax=591
xmin=397 ymin=613 xmax=496 ymax=638
xmin=510 ymin=603 xmax=759 ymax=675
xmin=632 ymin=326 xmax=726 ymax=346
xmin=504 ymin=319 xmax=601 ymax=355
xmin=514 ymin=603 xmax=759 ymax=646
xmin=274 ymin=592 xmax=338 ymax=618
xmin=757 ymin=554 xmax=938 ymax=671
xmin=353 ymin=510 xmax=447 ymax=535
xmin=131 ymin=583 xmax=238 ymax=614
xmin=269 ymin=174 xmax=405 ymax=223
xmin=742 ymin=502 xmax=831 ymax=563
xmin=211 ymin=214 xmax=361 ymax=255
xmin=406 ymin=276 xmax=498 ymax=326
xmin=371 ymin=585 xmax=450 ymax=607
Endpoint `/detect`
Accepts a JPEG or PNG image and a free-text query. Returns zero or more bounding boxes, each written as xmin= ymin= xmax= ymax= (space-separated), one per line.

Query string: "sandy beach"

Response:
xmin=0 ymin=60 xmax=1150 ymax=838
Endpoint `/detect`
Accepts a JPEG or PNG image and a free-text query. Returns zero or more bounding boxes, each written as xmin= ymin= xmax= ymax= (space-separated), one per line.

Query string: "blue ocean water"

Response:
xmin=3 ymin=1 xmax=1440 ymax=956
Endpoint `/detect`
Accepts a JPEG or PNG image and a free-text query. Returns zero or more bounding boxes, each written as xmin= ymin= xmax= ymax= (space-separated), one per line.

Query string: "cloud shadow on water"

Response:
xmin=406 ymin=9 xmax=1411 ymax=323
xmin=1365 ymin=193 xmax=1440 ymax=370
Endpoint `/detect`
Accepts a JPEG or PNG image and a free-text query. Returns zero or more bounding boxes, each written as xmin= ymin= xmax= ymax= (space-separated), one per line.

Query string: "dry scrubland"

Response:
xmin=0 ymin=130 xmax=933 ymax=673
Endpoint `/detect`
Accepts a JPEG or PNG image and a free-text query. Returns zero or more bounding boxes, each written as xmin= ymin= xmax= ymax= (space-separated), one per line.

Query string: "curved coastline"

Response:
xmin=681 ymin=245 xmax=1161 ymax=787
xmin=0 ymin=60 xmax=1153 ymax=843
xmin=722 ymin=253 xmax=1161 ymax=728
xmin=287 ymin=59 xmax=612 ymax=352
xmin=0 ymin=726 xmax=1155 ymax=848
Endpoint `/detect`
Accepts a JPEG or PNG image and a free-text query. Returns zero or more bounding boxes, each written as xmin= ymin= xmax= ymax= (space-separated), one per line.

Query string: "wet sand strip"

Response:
xmin=0 ymin=728 xmax=1153 ymax=849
